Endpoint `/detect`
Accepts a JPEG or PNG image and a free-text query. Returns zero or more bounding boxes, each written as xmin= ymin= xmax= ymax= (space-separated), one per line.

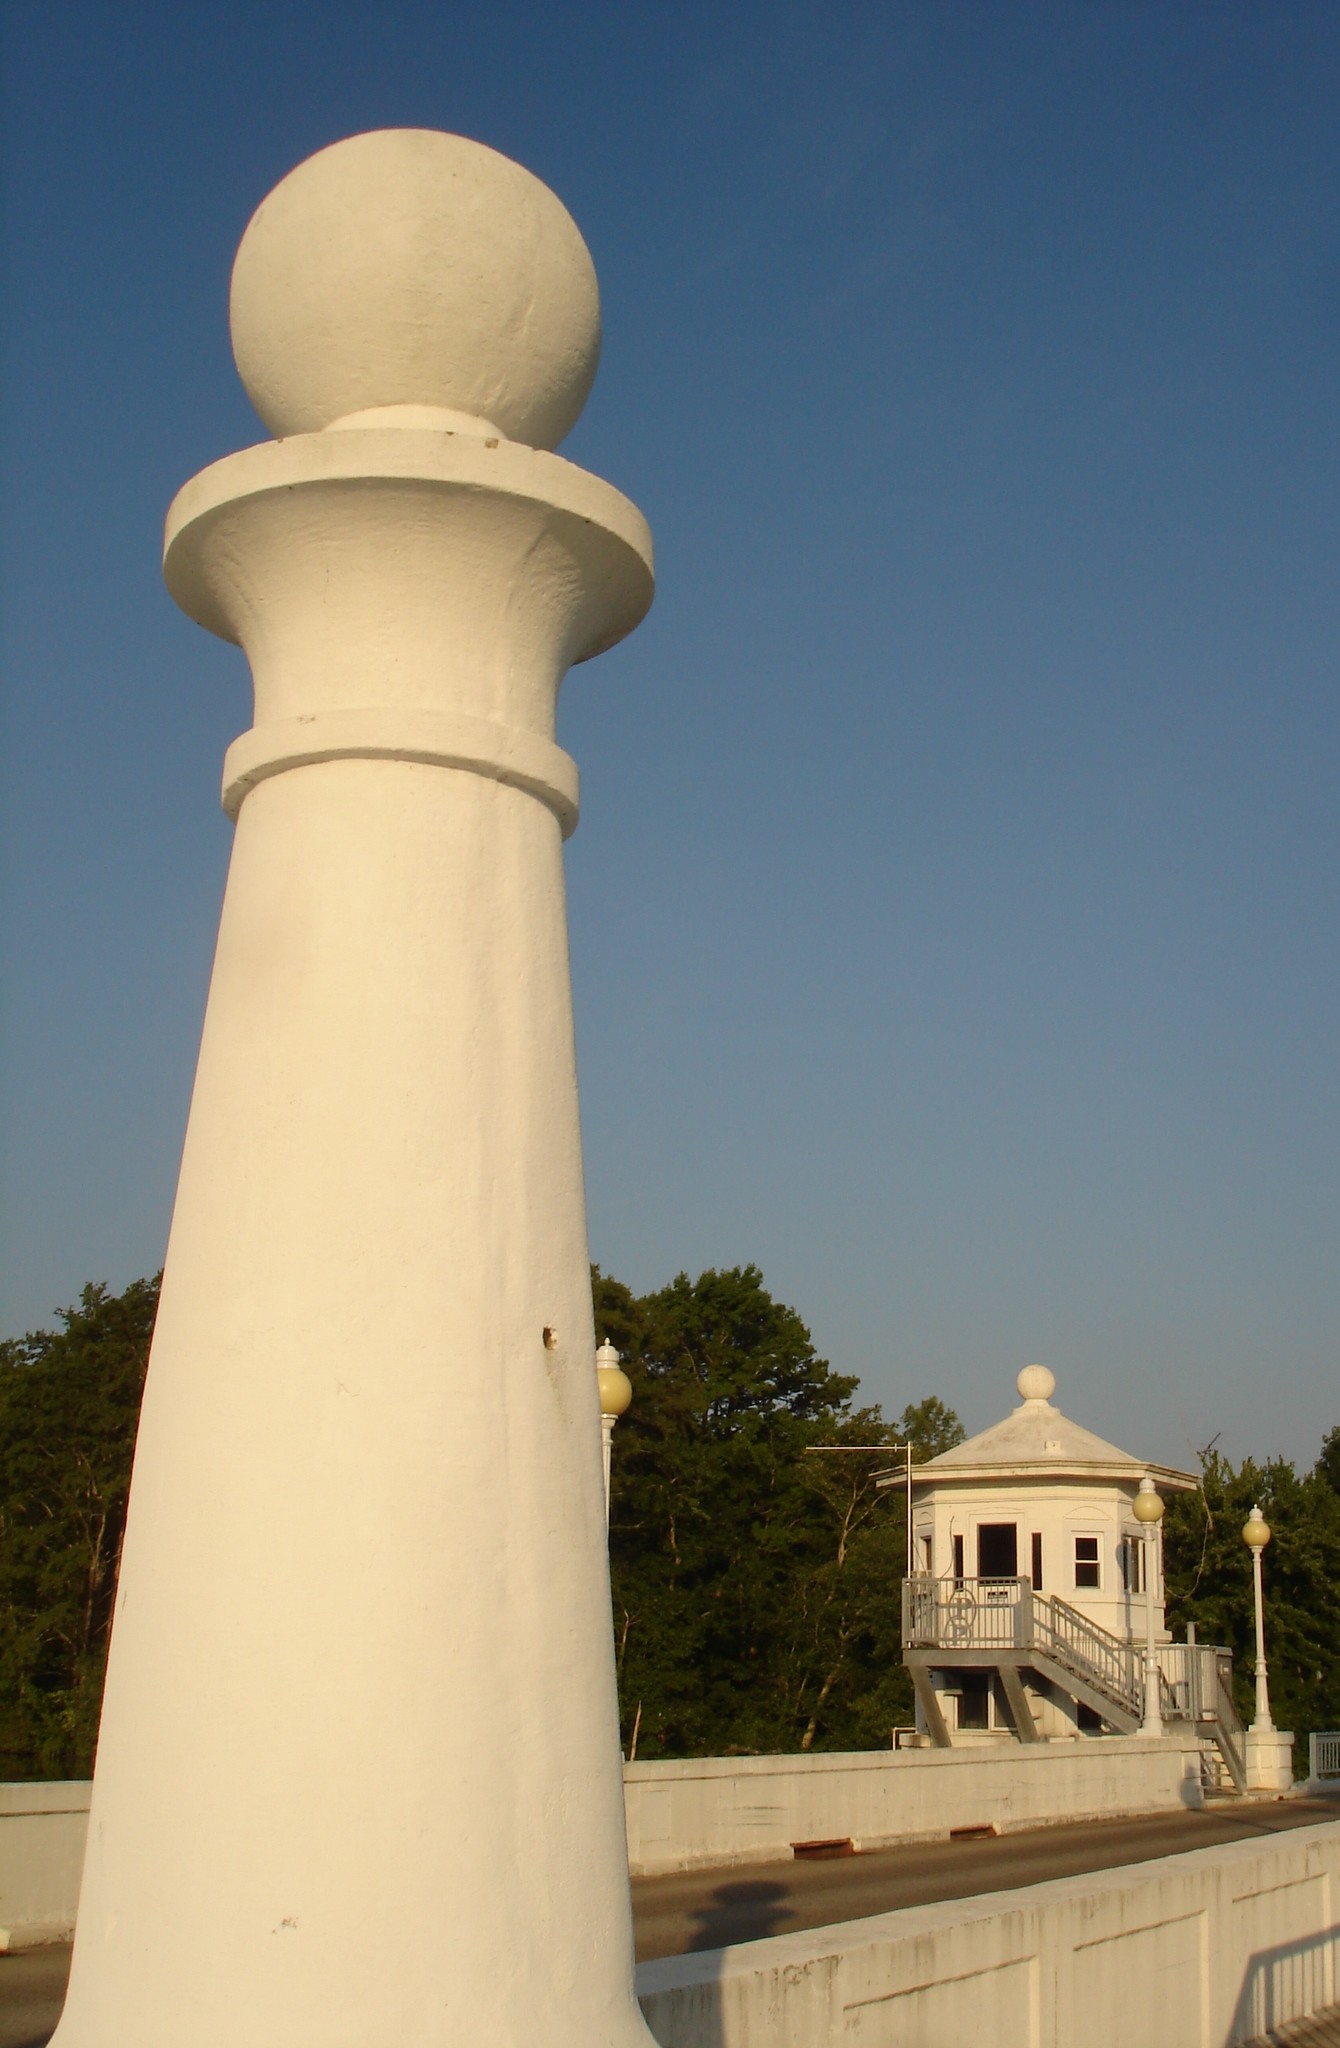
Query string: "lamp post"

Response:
xmin=1243 ymin=1504 xmax=1274 ymax=1733
xmin=1132 ymin=1477 xmax=1165 ymax=1737
xmin=596 ymin=1340 xmax=632 ymax=1528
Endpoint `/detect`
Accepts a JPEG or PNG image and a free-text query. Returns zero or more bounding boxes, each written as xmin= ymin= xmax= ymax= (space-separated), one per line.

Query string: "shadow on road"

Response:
xmin=686 ymin=1878 xmax=793 ymax=1952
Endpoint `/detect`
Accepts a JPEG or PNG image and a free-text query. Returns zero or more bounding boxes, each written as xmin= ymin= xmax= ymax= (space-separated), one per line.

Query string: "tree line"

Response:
xmin=1 ymin=1268 xmax=1336 ymax=1778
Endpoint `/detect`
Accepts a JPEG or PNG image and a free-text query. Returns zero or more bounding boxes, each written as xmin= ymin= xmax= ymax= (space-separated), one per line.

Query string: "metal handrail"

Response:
xmin=1309 ymin=1732 xmax=1340 ymax=1781
xmin=902 ymin=1575 xmax=1033 ymax=1651
xmin=900 ymin=1576 xmax=1237 ymax=1726
xmin=1214 ymin=1651 xmax=1243 ymax=1734
xmin=1038 ymin=1597 xmax=1142 ymax=1717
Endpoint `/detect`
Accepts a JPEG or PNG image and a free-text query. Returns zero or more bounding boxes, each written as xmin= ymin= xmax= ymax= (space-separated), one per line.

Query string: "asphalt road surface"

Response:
xmin=2 ymin=1794 xmax=1337 ymax=2047
xmin=631 ymin=1794 xmax=1340 ymax=1961
xmin=0 ymin=1946 xmax=69 ymax=2048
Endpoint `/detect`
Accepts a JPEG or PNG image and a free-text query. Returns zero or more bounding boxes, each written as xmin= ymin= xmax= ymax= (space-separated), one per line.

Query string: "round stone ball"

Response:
xmin=229 ymin=129 xmax=602 ymax=448
xmin=1016 ymin=1363 xmax=1056 ymax=1403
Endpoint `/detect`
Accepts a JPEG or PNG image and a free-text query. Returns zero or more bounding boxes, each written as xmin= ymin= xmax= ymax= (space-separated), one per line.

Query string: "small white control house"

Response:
xmin=882 ymin=1366 xmax=1246 ymax=1786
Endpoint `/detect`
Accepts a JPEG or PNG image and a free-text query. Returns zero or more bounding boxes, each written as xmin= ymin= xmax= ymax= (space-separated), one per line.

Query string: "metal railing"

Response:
xmin=1154 ymin=1642 xmax=1240 ymax=1730
xmin=902 ymin=1576 xmax=1236 ymax=1730
xmin=902 ymin=1575 xmax=1140 ymax=1713
xmin=1035 ymin=1595 xmax=1142 ymax=1718
xmin=1309 ymin=1731 xmax=1340 ymax=1781
xmin=903 ymin=1574 xmax=1034 ymax=1651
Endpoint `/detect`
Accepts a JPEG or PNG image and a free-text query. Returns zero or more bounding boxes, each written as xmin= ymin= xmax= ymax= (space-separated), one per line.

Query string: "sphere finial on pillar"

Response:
xmin=229 ymin=129 xmax=602 ymax=446
xmin=1016 ymin=1362 xmax=1056 ymax=1404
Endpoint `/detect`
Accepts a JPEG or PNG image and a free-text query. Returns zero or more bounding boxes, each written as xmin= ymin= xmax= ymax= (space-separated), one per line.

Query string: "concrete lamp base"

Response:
xmin=1245 ymin=1728 xmax=1296 ymax=1792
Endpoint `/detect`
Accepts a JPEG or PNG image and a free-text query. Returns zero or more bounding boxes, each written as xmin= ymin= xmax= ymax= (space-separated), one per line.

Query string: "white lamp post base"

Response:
xmin=1245 ymin=1727 xmax=1296 ymax=1792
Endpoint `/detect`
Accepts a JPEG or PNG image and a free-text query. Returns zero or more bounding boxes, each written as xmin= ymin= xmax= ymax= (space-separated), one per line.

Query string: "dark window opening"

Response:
xmin=952 ymin=1534 xmax=965 ymax=1582
xmin=1119 ymin=1537 xmax=1144 ymax=1593
xmin=977 ymin=1523 xmax=1018 ymax=1579
xmin=957 ymin=1672 xmax=990 ymax=1731
xmin=1074 ymin=1535 xmax=1100 ymax=1590
xmin=1031 ymin=1531 xmax=1043 ymax=1591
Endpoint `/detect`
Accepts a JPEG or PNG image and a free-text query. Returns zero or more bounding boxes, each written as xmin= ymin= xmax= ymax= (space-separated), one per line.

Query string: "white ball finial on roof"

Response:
xmin=1017 ymin=1362 xmax=1056 ymax=1404
xmin=228 ymin=129 xmax=602 ymax=447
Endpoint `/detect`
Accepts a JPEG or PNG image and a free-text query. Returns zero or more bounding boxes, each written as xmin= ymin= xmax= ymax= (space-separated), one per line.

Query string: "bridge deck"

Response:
xmin=631 ymin=1792 xmax=1340 ymax=1961
xmin=2 ymin=1796 xmax=1337 ymax=2046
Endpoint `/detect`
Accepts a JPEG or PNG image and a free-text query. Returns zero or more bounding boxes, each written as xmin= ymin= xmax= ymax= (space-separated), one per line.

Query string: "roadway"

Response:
xmin=632 ymin=1793 xmax=1340 ymax=1960
xmin=1 ymin=1794 xmax=1337 ymax=2048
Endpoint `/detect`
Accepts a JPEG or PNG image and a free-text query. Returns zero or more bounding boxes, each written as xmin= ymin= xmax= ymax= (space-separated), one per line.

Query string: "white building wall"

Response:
xmin=913 ymin=1476 xmax=1167 ymax=1642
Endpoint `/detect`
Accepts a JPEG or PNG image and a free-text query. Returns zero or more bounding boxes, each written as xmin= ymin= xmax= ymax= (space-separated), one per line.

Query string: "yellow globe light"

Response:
xmin=1132 ymin=1476 xmax=1164 ymax=1525
xmin=1243 ymin=1504 xmax=1271 ymax=1550
xmin=596 ymin=1339 xmax=632 ymax=1419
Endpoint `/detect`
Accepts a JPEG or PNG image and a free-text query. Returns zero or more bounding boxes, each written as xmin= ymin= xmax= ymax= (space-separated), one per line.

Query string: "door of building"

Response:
xmin=977 ymin=1523 xmax=1018 ymax=1579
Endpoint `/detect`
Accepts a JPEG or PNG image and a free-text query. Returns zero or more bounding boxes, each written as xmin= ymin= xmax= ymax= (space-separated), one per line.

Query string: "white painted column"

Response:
xmin=52 ymin=129 xmax=656 ymax=2048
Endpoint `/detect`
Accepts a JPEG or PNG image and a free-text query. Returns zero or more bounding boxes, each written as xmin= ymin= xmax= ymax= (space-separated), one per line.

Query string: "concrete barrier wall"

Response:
xmin=636 ymin=1820 xmax=1340 ymax=2048
xmin=0 ymin=1782 xmax=91 ymax=1949
xmin=624 ymin=1735 xmax=1205 ymax=1875
xmin=0 ymin=1743 xmax=1207 ymax=1931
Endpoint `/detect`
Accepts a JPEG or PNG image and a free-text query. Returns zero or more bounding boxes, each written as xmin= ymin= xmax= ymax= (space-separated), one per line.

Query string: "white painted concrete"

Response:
xmin=0 ymin=1784 xmax=90 ymax=1950
xmin=624 ymin=1736 xmax=1205 ymax=1875
xmin=1248 ymin=1728 xmax=1297 ymax=1792
xmin=50 ymin=131 xmax=656 ymax=2048
xmin=229 ymin=129 xmax=601 ymax=448
xmin=636 ymin=1820 xmax=1340 ymax=2048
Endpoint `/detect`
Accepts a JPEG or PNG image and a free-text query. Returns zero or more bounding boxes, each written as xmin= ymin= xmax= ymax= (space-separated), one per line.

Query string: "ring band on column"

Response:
xmin=222 ymin=707 xmax=581 ymax=837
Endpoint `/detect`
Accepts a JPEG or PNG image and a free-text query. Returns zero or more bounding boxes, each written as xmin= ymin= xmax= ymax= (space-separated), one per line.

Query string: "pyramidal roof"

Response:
xmin=892 ymin=1364 xmax=1197 ymax=1490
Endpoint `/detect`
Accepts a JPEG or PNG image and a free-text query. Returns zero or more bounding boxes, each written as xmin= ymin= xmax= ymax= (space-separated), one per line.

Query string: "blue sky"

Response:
xmin=2 ymin=2 xmax=1337 ymax=1469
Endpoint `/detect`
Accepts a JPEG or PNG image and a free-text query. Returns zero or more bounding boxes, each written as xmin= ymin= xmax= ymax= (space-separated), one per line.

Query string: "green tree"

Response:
xmin=897 ymin=1396 xmax=967 ymax=1462
xmin=1163 ymin=1448 xmax=1340 ymax=1745
xmin=0 ymin=1277 xmax=159 ymax=1778
xmin=598 ymin=1265 xmax=962 ymax=1758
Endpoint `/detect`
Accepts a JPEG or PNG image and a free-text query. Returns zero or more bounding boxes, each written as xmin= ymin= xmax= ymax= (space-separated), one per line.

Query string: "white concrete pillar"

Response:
xmin=52 ymin=130 xmax=655 ymax=2048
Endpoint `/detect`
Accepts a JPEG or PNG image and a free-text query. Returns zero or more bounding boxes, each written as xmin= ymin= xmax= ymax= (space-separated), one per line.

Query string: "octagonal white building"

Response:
xmin=883 ymin=1368 xmax=1246 ymax=1788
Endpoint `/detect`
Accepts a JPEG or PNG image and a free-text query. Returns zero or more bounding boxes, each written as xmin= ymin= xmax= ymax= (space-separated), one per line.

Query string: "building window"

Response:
xmin=977 ymin=1522 xmax=1018 ymax=1579
xmin=1074 ymin=1535 xmax=1101 ymax=1590
xmin=956 ymin=1672 xmax=990 ymax=1731
xmin=920 ymin=1533 xmax=933 ymax=1574
xmin=1031 ymin=1531 xmax=1043 ymax=1591
xmin=952 ymin=1534 xmax=965 ymax=1582
xmin=1119 ymin=1536 xmax=1145 ymax=1593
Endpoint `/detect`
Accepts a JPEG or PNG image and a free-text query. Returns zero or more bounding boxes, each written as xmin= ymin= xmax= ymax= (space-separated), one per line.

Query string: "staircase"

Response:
xmin=1030 ymin=1595 xmax=1143 ymax=1730
xmin=902 ymin=1575 xmax=1246 ymax=1788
